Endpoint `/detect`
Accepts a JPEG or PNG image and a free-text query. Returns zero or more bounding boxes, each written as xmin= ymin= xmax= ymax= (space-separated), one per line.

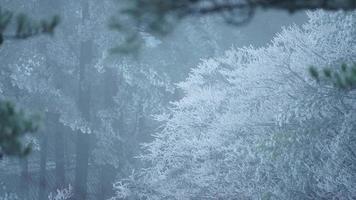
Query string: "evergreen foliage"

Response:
xmin=310 ymin=63 xmax=356 ymax=89
xmin=0 ymin=7 xmax=59 ymax=45
xmin=0 ymin=101 xmax=38 ymax=158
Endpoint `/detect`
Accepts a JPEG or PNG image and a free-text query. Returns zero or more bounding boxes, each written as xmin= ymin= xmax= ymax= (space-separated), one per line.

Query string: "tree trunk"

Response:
xmin=19 ymin=157 xmax=29 ymax=199
xmin=54 ymin=119 xmax=66 ymax=189
xmin=96 ymin=67 xmax=118 ymax=199
xmin=73 ymin=131 xmax=91 ymax=200
xmin=73 ymin=1 xmax=93 ymax=198
xmin=73 ymin=41 xmax=93 ymax=199
xmin=38 ymin=130 xmax=47 ymax=200
xmin=97 ymin=164 xmax=115 ymax=200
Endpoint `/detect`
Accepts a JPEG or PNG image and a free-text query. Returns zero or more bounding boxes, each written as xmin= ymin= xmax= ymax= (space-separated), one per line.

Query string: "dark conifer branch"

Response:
xmin=0 ymin=7 xmax=59 ymax=46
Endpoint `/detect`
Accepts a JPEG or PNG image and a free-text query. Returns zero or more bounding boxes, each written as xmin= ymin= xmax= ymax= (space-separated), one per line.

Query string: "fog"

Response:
xmin=1 ymin=1 xmax=355 ymax=200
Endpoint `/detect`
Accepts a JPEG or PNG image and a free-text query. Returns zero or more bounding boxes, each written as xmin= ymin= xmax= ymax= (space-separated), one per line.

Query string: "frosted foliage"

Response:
xmin=10 ymin=55 xmax=57 ymax=95
xmin=110 ymin=181 xmax=131 ymax=199
xmin=92 ymin=61 xmax=174 ymax=166
xmin=119 ymin=62 xmax=174 ymax=94
xmin=48 ymin=185 xmax=73 ymax=200
xmin=6 ymin=49 xmax=91 ymax=134
xmin=114 ymin=62 xmax=174 ymax=116
xmin=59 ymin=104 xmax=92 ymax=134
xmin=113 ymin=11 xmax=356 ymax=199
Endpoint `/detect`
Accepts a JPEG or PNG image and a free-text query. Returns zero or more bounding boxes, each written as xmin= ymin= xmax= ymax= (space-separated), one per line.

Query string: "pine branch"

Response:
xmin=0 ymin=7 xmax=60 ymax=46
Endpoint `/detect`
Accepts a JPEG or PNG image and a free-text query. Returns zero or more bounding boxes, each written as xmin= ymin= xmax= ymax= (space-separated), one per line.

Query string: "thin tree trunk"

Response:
xmin=97 ymin=164 xmax=115 ymax=200
xmin=19 ymin=157 xmax=29 ymax=199
xmin=73 ymin=131 xmax=90 ymax=200
xmin=73 ymin=1 xmax=93 ymax=198
xmin=73 ymin=41 xmax=92 ymax=199
xmin=38 ymin=130 xmax=47 ymax=200
xmin=97 ymin=67 xmax=118 ymax=199
xmin=55 ymin=119 xmax=66 ymax=189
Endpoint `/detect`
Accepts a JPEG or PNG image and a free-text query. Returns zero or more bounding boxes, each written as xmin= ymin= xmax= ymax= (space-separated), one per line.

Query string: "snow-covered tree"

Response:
xmin=113 ymin=10 xmax=356 ymax=200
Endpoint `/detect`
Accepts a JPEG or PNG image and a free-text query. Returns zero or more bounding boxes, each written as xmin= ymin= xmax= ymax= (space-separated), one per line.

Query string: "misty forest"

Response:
xmin=1 ymin=0 xmax=356 ymax=200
